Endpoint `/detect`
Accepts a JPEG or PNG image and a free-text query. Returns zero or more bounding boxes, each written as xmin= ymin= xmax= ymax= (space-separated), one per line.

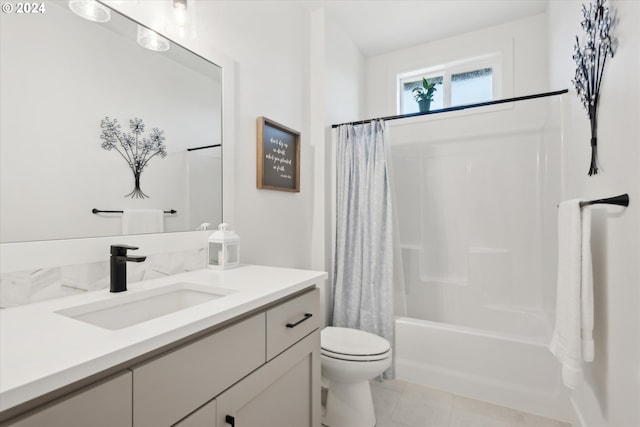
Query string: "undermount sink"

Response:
xmin=56 ymin=282 xmax=236 ymax=330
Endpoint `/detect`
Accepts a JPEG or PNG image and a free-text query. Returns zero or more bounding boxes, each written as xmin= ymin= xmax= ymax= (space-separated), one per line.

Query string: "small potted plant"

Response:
xmin=412 ymin=78 xmax=441 ymax=112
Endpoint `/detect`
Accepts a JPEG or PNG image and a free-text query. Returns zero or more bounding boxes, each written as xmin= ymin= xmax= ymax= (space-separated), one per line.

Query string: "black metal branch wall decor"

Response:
xmin=100 ymin=117 xmax=167 ymax=198
xmin=572 ymin=0 xmax=616 ymax=176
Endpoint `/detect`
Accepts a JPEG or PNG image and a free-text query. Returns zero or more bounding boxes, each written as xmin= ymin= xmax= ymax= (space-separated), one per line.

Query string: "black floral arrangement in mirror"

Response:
xmin=100 ymin=117 xmax=167 ymax=198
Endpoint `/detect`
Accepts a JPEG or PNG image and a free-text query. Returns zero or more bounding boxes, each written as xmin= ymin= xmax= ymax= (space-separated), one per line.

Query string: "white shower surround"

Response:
xmin=389 ymin=96 xmax=568 ymax=420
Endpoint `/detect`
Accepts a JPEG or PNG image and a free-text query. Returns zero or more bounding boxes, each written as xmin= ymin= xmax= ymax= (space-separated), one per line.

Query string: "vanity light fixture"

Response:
xmin=174 ymin=0 xmax=188 ymax=26
xmin=173 ymin=0 xmax=187 ymax=19
xmin=168 ymin=0 xmax=196 ymax=40
xmin=68 ymin=0 xmax=111 ymax=23
xmin=137 ymin=25 xmax=170 ymax=52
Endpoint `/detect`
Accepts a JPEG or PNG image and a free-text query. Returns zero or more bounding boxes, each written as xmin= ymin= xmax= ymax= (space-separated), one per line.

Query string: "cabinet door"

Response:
xmin=216 ymin=330 xmax=320 ymax=427
xmin=174 ymin=400 xmax=216 ymax=427
xmin=4 ymin=371 xmax=132 ymax=427
xmin=132 ymin=313 xmax=265 ymax=427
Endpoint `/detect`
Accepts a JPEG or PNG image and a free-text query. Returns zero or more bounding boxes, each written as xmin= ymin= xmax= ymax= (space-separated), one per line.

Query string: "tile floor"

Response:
xmin=366 ymin=379 xmax=571 ymax=427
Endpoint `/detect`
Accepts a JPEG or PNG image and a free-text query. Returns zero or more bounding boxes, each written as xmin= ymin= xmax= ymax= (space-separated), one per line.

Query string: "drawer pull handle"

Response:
xmin=286 ymin=313 xmax=313 ymax=328
xmin=226 ymin=415 xmax=235 ymax=426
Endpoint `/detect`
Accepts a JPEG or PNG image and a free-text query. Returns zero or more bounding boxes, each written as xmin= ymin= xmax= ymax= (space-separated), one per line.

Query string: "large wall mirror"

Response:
xmin=0 ymin=0 xmax=223 ymax=243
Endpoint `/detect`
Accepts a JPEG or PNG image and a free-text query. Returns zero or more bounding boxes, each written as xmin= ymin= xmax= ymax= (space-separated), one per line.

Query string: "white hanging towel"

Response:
xmin=122 ymin=209 xmax=165 ymax=235
xmin=549 ymin=199 xmax=594 ymax=389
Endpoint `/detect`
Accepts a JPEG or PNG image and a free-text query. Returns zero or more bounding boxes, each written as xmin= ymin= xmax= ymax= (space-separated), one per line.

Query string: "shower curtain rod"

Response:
xmin=331 ymin=89 xmax=568 ymax=129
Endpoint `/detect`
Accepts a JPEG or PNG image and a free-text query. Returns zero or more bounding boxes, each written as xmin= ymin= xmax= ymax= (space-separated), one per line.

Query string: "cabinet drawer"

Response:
xmin=266 ymin=288 xmax=319 ymax=360
xmin=132 ymin=313 xmax=265 ymax=427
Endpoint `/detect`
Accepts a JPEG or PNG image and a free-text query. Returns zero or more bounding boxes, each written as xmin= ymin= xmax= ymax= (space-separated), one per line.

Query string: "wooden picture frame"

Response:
xmin=256 ymin=117 xmax=301 ymax=192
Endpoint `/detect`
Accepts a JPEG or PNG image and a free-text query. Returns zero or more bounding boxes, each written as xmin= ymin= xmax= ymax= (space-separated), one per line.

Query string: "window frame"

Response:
xmin=397 ymin=53 xmax=502 ymax=114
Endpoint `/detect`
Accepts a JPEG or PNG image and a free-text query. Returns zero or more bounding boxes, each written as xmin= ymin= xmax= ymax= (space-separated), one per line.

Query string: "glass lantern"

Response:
xmin=208 ymin=223 xmax=240 ymax=270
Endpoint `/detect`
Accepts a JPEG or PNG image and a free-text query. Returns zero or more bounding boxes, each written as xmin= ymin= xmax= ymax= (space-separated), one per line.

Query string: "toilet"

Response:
xmin=321 ymin=327 xmax=392 ymax=427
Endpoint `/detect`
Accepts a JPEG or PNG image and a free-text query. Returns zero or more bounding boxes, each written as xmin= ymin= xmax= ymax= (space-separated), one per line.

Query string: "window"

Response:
xmin=398 ymin=54 xmax=500 ymax=114
xmin=451 ymin=68 xmax=493 ymax=106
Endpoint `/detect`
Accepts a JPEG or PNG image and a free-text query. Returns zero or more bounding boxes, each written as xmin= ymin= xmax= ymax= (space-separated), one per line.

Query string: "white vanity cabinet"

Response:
xmin=4 ymin=372 xmax=132 ymax=427
xmin=175 ymin=330 xmax=319 ymax=427
xmin=139 ymin=289 xmax=320 ymax=427
xmin=216 ymin=288 xmax=321 ymax=427
xmin=174 ymin=400 xmax=217 ymax=427
xmin=216 ymin=330 xmax=319 ymax=427
xmin=0 ymin=282 xmax=321 ymax=427
xmin=146 ymin=287 xmax=321 ymax=427
xmin=132 ymin=313 xmax=266 ymax=427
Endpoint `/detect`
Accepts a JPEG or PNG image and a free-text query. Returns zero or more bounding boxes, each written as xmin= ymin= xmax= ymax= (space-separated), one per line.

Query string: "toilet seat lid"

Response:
xmin=321 ymin=327 xmax=391 ymax=359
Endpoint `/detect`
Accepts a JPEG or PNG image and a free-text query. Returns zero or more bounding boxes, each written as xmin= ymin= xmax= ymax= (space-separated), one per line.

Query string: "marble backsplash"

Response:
xmin=0 ymin=247 xmax=207 ymax=308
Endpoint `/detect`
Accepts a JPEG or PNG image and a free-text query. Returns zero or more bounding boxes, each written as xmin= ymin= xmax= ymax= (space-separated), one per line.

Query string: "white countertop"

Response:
xmin=0 ymin=265 xmax=327 ymax=413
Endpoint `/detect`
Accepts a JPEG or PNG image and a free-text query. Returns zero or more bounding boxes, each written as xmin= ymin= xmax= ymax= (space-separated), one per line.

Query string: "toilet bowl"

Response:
xmin=321 ymin=327 xmax=392 ymax=427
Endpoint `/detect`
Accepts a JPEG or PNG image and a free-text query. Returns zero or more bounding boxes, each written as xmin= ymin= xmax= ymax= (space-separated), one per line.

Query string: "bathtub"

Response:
xmin=394 ymin=316 xmax=571 ymax=421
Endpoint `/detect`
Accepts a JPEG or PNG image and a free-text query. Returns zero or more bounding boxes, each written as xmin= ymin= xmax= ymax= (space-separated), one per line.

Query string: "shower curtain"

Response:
xmin=331 ymin=120 xmax=396 ymax=377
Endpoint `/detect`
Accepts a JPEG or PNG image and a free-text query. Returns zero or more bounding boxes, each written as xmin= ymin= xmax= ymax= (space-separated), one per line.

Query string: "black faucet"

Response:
xmin=110 ymin=245 xmax=147 ymax=293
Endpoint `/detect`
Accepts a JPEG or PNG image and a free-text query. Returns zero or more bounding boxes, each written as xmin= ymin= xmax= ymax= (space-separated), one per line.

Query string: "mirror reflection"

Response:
xmin=0 ymin=0 xmax=222 ymax=243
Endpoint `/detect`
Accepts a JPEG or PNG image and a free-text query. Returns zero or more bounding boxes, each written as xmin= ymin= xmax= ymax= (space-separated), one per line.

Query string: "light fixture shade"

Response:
xmin=137 ymin=25 xmax=170 ymax=52
xmin=173 ymin=0 xmax=187 ymax=26
xmin=68 ymin=0 xmax=111 ymax=23
xmin=167 ymin=0 xmax=197 ymax=40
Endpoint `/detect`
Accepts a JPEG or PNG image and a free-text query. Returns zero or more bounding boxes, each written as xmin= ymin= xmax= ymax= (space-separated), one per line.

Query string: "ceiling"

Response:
xmin=305 ymin=0 xmax=548 ymax=57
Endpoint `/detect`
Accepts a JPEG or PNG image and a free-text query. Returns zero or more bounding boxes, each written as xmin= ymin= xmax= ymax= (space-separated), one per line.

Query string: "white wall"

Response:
xmin=190 ymin=1 xmax=313 ymax=269
xmin=547 ymin=2 xmax=640 ymax=426
xmin=365 ymin=13 xmax=548 ymax=118
xmin=323 ymin=11 xmax=367 ymax=126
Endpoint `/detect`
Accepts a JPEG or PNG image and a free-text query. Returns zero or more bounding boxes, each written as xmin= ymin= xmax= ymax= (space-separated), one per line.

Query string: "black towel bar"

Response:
xmin=92 ymin=209 xmax=177 ymax=214
xmin=579 ymin=194 xmax=629 ymax=208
